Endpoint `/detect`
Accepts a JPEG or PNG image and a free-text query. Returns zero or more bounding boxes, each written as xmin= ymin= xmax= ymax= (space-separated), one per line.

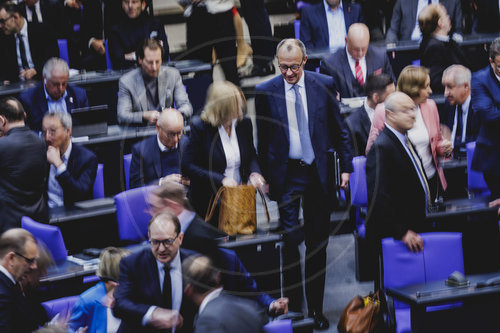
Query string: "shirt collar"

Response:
xmin=461 ymin=94 xmax=471 ymax=113
xmin=433 ymin=34 xmax=450 ymax=42
xmin=178 ymin=209 xmax=196 ymax=234
xmin=284 ymin=72 xmax=306 ymax=92
xmin=324 ymin=0 xmax=343 ymax=13
xmin=199 ymin=287 xmax=223 ymax=315
xmin=19 ymin=18 xmax=28 ymax=37
xmin=385 ymin=123 xmax=407 ymax=144
xmin=0 ymin=265 xmax=16 ymax=285
xmin=347 ymin=49 xmax=365 ymax=64
xmin=157 ymin=135 xmax=178 ymax=152
xmin=62 ymin=141 xmax=72 ymax=162
xmin=44 ymin=85 xmax=68 ymax=103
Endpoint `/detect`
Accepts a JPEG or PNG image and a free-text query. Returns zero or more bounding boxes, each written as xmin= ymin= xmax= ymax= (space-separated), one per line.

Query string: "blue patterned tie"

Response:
xmin=293 ymin=84 xmax=315 ymax=164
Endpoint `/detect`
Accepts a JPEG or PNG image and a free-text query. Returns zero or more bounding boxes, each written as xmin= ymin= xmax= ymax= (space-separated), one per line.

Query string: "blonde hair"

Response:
xmin=200 ymin=81 xmax=245 ymax=127
xmin=397 ymin=65 xmax=430 ymax=99
xmin=418 ymin=4 xmax=443 ymax=37
xmin=97 ymin=247 xmax=130 ymax=281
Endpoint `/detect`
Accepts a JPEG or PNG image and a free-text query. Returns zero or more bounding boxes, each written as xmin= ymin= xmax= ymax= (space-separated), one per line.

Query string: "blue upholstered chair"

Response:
xmin=57 ymin=39 xmax=70 ymax=65
xmin=114 ymin=185 xmax=157 ymax=243
xmin=21 ymin=216 xmax=67 ymax=263
xmin=382 ymin=232 xmax=464 ymax=333
xmin=264 ymin=319 xmax=293 ymax=333
xmin=293 ymin=20 xmax=301 ymax=40
xmin=123 ymin=153 xmax=132 ymax=190
xmin=466 ymin=142 xmax=490 ymax=198
xmin=42 ymin=295 xmax=79 ymax=319
xmin=93 ymin=163 xmax=105 ymax=199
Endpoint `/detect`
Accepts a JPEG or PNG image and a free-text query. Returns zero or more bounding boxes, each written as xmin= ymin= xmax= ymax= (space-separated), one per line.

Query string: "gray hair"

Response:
xmin=442 ymin=64 xmax=471 ymax=86
xmin=276 ymin=38 xmax=307 ymax=59
xmin=44 ymin=110 xmax=72 ymax=130
xmin=490 ymin=37 xmax=500 ymax=60
xmin=43 ymin=58 xmax=69 ymax=80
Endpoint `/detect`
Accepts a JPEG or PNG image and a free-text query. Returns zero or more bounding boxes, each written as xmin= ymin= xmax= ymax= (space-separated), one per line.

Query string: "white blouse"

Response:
xmin=218 ymin=119 xmax=241 ymax=184
xmin=408 ymin=106 xmax=436 ymax=179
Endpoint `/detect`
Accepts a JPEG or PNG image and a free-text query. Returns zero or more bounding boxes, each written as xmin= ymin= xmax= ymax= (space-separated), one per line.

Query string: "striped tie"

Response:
xmin=355 ymin=60 xmax=364 ymax=86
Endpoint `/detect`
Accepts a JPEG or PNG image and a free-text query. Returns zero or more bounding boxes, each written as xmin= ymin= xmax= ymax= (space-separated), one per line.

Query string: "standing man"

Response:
xmin=19 ymin=58 xmax=88 ymax=132
xmin=42 ymin=111 xmax=98 ymax=207
xmin=130 ymin=109 xmax=187 ymax=189
xmin=320 ymin=23 xmax=395 ymax=99
xmin=0 ymin=228 xmax=40 ymax=332
xmin=0 ymin=97 xmax=48 ymax=232
xmin=471 ymin=38 xmax=500 ymax=198
xmin=255 ymin=38 xmax=353 ymax=329
xmin=113 ymin=212 xmax=194 ymax=332
xmin=117 ymin=39 xmax=192 ymax=125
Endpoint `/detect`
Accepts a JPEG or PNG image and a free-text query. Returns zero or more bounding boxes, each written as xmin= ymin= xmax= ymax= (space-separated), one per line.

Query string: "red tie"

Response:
xmin=355 ymin=60 xmax=364 ymax=86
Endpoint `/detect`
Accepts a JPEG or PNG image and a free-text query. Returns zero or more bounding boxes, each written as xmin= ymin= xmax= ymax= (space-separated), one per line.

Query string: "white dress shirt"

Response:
xmin=178 ymin=209 xmax=196 ymax=234
xmin=26 ymin=2 xmax=43 ymax=23
xmin=451 ymin=94 xmax=471 ymax=146
xmin=16 ymin=19 xmax=35 ymax=73
xmin=347 ymin=51 xmax=367 ymax=84
xmin=218 ymin=119 xmax=241 ymax=184
xmin=408 ymin=106 xmax=435 ymax=179
xmin=48 ymin=141 xmax=72 ymax=208
xmin=284 ymin=74 xmax=309 ymax=160
xmin=323 ymin=0 xmax=346 ymax=48
xmin=364 ymin=99 xmax=375 ymax=123
xmin=44 ymin=85 xmax=68 ymax=114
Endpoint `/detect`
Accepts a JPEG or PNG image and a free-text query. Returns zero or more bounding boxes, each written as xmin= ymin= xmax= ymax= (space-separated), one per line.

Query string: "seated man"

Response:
xmin=300 ymin=0 xmax=364 ymax=50
xmin=386 ymin=0 xmax=463 ymax=43
xmin=345 ymin=73 xmax=395 ymax=156
xmin=130 ymin=108 xmax=187 ymax=188
xmin=19 ymin=57 xmax=88 ymax=132
xmin=183 ymin=255 xmax=268 ymax=333
xmin=117 ymin=39 xmax=192 ymax=125
xmin=320 ymin=23 xmax=395 ymax=99
xmin=0 ymin=1 xmax=58 ymax=83
xmin=42 ymin=111 xmax=98 ymax=207
xmin=108 ymin=0 xmax=168 ymax=69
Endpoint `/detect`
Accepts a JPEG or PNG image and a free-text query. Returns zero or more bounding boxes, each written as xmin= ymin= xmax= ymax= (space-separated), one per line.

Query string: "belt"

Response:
xmin=288 ymin=159 xmax=312 ymax=167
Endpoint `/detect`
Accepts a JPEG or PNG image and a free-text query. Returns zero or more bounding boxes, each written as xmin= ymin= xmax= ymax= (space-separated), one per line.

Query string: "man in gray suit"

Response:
xmin=386 ymin=0 xmax=462 ymax=43
xmin=183 ymin=254 xmax=268 ymax=333
xmin=117 ymin=39 xmax=193 ymax=125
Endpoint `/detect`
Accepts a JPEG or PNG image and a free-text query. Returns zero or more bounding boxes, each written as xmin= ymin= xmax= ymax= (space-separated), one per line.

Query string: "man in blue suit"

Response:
xmin=471 ymin=38 xmax=500 ymax=198
xmin=300 ymin=0 xmax=364 ymax=50
xmin=255 ymin=39 xmax=353 ymax=330
xmin=19 ymin=57 xmax=88 ymax=132
xmin=130 ymin=109 xmax=187 ymax=189
xmin=320 ymin=23 xmax=395 ymax=99
xmin=42 ymin=111 xmax=97 ymax=207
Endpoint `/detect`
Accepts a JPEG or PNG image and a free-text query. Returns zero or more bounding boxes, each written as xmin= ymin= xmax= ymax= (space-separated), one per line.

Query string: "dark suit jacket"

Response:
xmin=18 ymin=0 xmax=70 ymax=38
xmin=0 ymin=127 xmax=48 ymax=232
xmin=366 ymin=127 xmax=427 ymax=243
xmin=194 ymin=292 xmax=267 ymax=333
xmin=320 ymin=46 xmax=395 ymax=98
xmin=0 ymin=271 xmax=39 ymax=333
xmin=345 ymin=105 xmax=371 ymax=156
xmin=420 ymin=36 xmax=470 ymax=93
xmin=441 ymin=99 xmax=478 ymax=147
xmin=129 ymin=135 xmax=187 ymax=189
xmin=53 ymin=143 xmax=98 ymax=206
xmin=300 ymin=1 xmax=364 ymax=50
xmin=0 ymin=22 xmax=58 ymax=83
xmin=181 ymin=116 xmax=261 ymax=218
xmin=474 ymin=0 xmax=500 ymax=33
xmin=19 ymin=82 xmax=89 ymax=132
xmin=255 ymin=71 xmax=353 ymax=200
xmin=113 ymin=247 xmax=198 ymax=333
xmin=108 ymin=13 xmax=169 ymax=69
xmin=471 ymin=66 xmax=500 ymax=175
xmin=386 ymin=0 xmax=463 ymax=42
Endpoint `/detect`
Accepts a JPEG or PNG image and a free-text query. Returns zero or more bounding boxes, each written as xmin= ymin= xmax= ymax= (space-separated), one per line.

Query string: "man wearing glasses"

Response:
xmin=0 ymin=228 xmax=41 ymax=332
xmin=129 ymin=108 xmax=188 ymax=189
xmin=255 ymin=38 xmax=353 ymax=330
xmin=114 ymin=211 xmax=196 ymax=332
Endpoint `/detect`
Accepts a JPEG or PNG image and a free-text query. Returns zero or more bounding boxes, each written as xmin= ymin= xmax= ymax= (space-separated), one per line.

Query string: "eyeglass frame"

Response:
xmin=149 ymin=234 xmax=179 ymax=248
xmin=158 ymin=126 xmax=183 ymax=139
xmin=278 ymin=60 xmax=304 ymax=73
xmin=14 ymin=252 xmax=37 ymax=265
xmin=0 ymin=14 xmax=13 ymax=25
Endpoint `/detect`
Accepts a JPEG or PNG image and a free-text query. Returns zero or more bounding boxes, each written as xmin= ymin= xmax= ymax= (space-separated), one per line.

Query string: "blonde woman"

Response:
xmin=181 ymin=81 xmax=265 ymax=219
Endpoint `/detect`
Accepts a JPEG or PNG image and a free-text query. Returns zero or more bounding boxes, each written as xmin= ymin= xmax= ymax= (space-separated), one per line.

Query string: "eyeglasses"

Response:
xmin=14 ymin=252 xmax=36 ymax=265
xmin=278 ymin=61 xmax=304 ymax=73
xmin=150 ymin=234 xmax=179 ymax=248
xmin=0 ymin=15 xmax=13 ymax=25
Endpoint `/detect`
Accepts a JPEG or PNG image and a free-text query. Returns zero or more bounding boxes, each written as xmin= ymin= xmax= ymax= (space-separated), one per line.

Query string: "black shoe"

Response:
xmin=309 ymin=311 xmax=329 ymax=330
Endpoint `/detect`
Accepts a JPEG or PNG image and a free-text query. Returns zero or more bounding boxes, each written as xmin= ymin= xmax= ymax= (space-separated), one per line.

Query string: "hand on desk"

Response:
xmin=270 ymin=297 xmax=289 ymax=316
xmin=150 ymin=308 xmax=183 ymax=329
xmin=402 ymin=230 xmax=423 ymax=253
xmin=489 ymin=199 xmax=500 ymax=216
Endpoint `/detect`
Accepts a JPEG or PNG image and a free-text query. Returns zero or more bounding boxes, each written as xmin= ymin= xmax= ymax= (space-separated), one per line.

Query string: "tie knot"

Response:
xmin=355 ymin=60 xmax=359 ymax=66
xmin=163 ymin=263 xmax=171 ymax=272
xmin=292 ymin=84 xmax=300 ymax=92
xmin=28 ymin=5 xmax=35 ymax=10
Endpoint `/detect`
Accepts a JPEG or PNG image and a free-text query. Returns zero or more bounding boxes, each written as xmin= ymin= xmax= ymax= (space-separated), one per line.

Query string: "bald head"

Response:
xmin=346 ymin=23 xmax=370 ymax=61
xmin=385 ymin=92 xmax=417 ymax=134
xmin=157 ymin=108 xmax=184 ymax=149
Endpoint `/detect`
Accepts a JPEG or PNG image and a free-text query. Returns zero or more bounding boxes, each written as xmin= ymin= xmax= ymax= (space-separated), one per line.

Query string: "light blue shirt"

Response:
xmin=178 ymin=209 xmax=196 ymax=234
xmin=324 ymin=0 xmax=346 ymax=48
xmin=47 ymin=142 xmax=72 ymax=208
xmin=44 ymin=85 xmax=68 ymax=114
xmin=284 ymin=74 xmax=309 ymax=160
xmin=16 ymin=19 xmax=35 ymax=74
xmin=451 ymin=94 xmax=471 ymax=146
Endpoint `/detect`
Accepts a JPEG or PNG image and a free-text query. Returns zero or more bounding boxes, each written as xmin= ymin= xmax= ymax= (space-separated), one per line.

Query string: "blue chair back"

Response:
xmin=422 ymin=232 xmax=464 ymax=281
xmin=104 ymin=39 xmax=112 ymax=70
xmin=114 ymin=186 xmax=157 ymax=243
xmin=264 ymin=319 xmax=293 ymax=333
xmin=42 ymin=295 xmax=79 ymax=319
xmin=21 ymin=216 xmax=67 ymax=263
xmin=57 ymin=40 xmax=69 ymax=65
xmin=93 ymin=163 xmax=104 ymax=199
xmin=294 ymin=20 xmax=300 ymax=40
xmin=350 ymin=156 xmax=367 ymax=207
xmin=123 ymin=153 xmax=132 ymax=190
xmin=466 ymin=141 xmax=490 ymax=197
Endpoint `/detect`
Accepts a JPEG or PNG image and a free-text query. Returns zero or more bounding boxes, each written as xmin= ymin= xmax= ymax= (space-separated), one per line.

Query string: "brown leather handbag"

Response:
xmin=205 ymin=185 xmax=269 ymax=235
xmin=337 ymin=291 xmax=381 ymax=333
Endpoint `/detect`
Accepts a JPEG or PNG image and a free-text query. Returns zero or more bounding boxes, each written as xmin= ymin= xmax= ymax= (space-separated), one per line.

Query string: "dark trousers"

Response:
xmin=483 ymin=172 xmax=500 ymax=199
xmin=239 ymin=0 xmax=274 ymax=65
xmin=278 ymin=160 xmax=331 ymax=313
xmin=186 ymin=6 xmax=239 ymax=86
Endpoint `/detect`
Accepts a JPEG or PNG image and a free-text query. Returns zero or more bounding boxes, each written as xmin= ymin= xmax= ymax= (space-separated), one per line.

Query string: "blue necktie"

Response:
xmin=292 ymin=84 xmax=315 ymax=164
xmin=453 ymin=105 xmax=463 ymax=153
xmin=17 ymin=34 xmax=29 ymax=69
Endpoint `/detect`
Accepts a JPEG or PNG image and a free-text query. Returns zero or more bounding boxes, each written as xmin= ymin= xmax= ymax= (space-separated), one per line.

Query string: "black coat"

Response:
xmin=345 ymin=105 xmax=371 ymax=156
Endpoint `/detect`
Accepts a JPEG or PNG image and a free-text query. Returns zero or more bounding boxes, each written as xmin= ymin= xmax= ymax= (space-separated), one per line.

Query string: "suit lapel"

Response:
xmin=147 ymin=250 xmax=163 ymax=305
xmin=343 ymin=1 xmax=353 ymax=30
xmin=158 ymin=67 xmax=167 ymax=109
xmin=272 ymin=78 xmax=290 ymax=143
xmin=318 ymin=5 xmax=329 ymax=47
xmin=365 ymin=48 xmax=374 ymax=74
xmin=152 ymin=139 xmax=162 ymax=178
xmin=65 ymin=90 xmax=75 ymax=113
xmin=360 ymin=107 xmax=371 ymax=138
xmin=340 ymin=49 xmax=355 ymax=96
xmin=409 ymin=0 xmax=418 ymax=30
xmin=304 ymin=72 xmax=316 ymax=138
xmin=136 ymin=72 xmax=148 ymax=111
